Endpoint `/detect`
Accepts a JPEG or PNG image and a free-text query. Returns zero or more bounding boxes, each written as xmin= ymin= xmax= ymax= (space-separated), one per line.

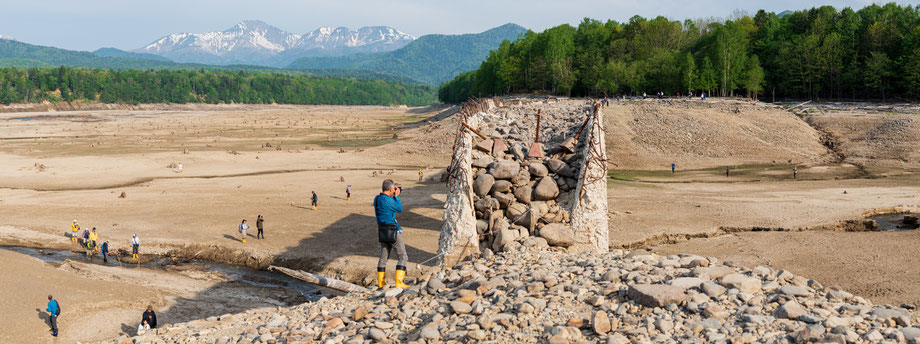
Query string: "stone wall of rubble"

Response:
xmin=437 ymin=98 xmax=609 ymax=268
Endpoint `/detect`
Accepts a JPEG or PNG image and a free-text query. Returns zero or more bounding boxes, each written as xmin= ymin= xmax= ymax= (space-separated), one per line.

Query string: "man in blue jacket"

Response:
xmin=46 ymin=295 xmax=59 ymax=337
xmin=374 ymin=179 xmax=408 ymax=288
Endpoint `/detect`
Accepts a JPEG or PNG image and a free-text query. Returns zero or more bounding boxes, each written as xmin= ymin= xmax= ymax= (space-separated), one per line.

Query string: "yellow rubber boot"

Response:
xmin=242 ymin=238 xmax=246 ymax=244
xmin=377 ymin=271 xmax=386 ymax=288
xmin=394 ymin=269 xmax=409 ymax=289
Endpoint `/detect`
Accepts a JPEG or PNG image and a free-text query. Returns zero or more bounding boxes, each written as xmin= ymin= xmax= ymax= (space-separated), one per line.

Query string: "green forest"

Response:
xmin=438 ymin=3 xmax=920 ymax=103
xmin=0 ymin=66 xmax=437 ymax=106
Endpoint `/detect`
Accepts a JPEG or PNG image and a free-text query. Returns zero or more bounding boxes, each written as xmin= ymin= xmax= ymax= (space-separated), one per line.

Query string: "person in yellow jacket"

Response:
xmin=89 ymin=228 xmax=99 ymax=252
xmin=71 ymin=220 xmax=80 ymax=242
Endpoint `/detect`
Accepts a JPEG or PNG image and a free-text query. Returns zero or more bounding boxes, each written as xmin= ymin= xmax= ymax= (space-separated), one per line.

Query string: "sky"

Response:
xmin=0 ymin=0 xmax=912 ymax=51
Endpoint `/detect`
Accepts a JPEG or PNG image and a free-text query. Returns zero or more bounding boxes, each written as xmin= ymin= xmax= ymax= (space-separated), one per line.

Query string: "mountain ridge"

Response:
xmin=135 ymin=20 xmax=415 ymax=66
xmin=286 ymin=23 xmax=528 ymax=85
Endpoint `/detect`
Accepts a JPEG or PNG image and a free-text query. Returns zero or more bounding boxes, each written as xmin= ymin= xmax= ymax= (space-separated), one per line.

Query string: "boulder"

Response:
xmin=533 ymin=177 xmax=560 ymax=200
xmin=474 ymin=197 xmax=500 ymax=212
xmin=528 ymin=163 xmax=549 ymax=177
xmin=506 ymin=203 xmax=536 ymax=229
xmin=472 ymin=156 xmax=494 ymax=168
xmin=492 ymin=192 xmax=514 ymax=209
xmin=546 ymin=159 xmax=567 ymax=173
xmin=511 ymin=169 xmax=531 ymax=186
xmin=513 ymin=185 xmax=532 ymax=204
xmin=490 ymin=180 xmax=513 ymax=194
xmin=627 ymin=284 xmax=688 ymax=308
xmin=473 ymin=174 xmax=495 ymax=198
xmin=775 ymin=301 xmax=806 ymax=319
xmin=492 ymin=225 xmax=519 ymax=252
xmin=721 ymin=274 xmax=762 ymax=294
xmin=539 ymin=223 xmax=575 ymax=247
xmin=488 ymin=161 xmax=520 ymax=180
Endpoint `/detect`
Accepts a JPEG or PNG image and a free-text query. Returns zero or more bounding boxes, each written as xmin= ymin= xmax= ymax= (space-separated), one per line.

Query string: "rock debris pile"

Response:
xmin=466 ymin=100 xmax=597 ymax=253
xmin=110 ymin=248 xmax=920 ymax=344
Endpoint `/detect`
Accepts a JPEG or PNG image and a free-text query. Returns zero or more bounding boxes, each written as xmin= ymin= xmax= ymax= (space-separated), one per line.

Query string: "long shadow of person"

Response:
xmin=35 ymin=308 xmax=50 ymax=331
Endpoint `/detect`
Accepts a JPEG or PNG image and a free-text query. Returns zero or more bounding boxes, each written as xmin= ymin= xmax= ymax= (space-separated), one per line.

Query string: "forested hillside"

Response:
xmin=439 ymin=3 xmax=920 ymax=102
xmin=0 ymin=67 xmax=437 ymax=106
xmin=287 ymin=24 xmax=528 ymax=84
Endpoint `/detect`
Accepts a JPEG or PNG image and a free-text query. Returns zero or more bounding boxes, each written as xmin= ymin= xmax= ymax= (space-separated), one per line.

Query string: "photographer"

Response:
xmin=373 ymin=179 xmax=408 ymax=288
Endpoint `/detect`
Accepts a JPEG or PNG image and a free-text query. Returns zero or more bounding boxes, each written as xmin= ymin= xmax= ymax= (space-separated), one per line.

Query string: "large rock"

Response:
xmin=473 ymin=174 xmax=495 ymax=198
xmin=472 ymin=156 xmax=494 ymax=168
xmin=528 ymin=163 xmax=549 ymax=177
xmin=488 ymin=161 xmax=520 ymax=180
xmin=474 ymin=197 xmax=500 ymax=212
xmin=492 ymin=192 xmax=514 ymax=209
xmin=490 ymin=180 xmax=512 ymax=194
xmin=492 ymin=225 xmax=519 ymax=252
xmin=506 ymin=203 xmax=536 ymax=229
xmin=775 ymin=301 xmax=807 ymax=319
xmin=627 ymin=284 xmax=688 ymax=308
xmin=546 ymin=159 xmax=567 ymax=173
xmin=720 ymin=274 xmax=762 ymax=294
xmin=533 ymin=177 xmax=560 ymax=200
xmin=513 ymin=185 xmax=532 ymax=204
xmin=539 ymin=223 xmax=575 ymax=247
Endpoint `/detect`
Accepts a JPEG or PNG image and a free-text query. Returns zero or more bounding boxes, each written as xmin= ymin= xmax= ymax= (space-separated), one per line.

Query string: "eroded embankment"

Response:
xmin=617 ymin=206 xmax=920 ymax=250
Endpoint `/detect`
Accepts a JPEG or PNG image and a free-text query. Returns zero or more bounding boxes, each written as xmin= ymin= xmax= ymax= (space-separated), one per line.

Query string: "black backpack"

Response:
xmin=54 ymin=301 xmax=61 ymax=316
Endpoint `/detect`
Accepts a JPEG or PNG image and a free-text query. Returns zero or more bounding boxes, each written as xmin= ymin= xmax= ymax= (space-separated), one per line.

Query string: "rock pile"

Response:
xmin=111 ymin=247 xmax=920 ymax=344
xmin=466 ymin=101 xmax=596 ymax=254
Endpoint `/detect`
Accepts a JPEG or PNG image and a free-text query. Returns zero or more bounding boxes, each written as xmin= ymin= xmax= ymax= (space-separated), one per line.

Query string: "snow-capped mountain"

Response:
xmin=135 ymin=20 xmax=415 ymax=66
xmin=0 ymin=34 xmax=15 ymax=41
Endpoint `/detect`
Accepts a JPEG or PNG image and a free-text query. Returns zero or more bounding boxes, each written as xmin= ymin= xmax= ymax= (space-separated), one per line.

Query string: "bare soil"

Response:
xmin=1 ymin=99 xmax=919 ymax=342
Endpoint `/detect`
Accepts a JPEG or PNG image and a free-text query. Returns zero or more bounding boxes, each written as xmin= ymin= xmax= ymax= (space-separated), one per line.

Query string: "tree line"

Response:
xmin=0 ymin=66 xmax=438 ymax=106
xmin=439 ymin=3 xmax=920 ymax=103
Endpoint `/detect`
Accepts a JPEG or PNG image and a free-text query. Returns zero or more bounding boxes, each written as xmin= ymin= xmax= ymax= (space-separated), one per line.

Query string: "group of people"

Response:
xmin=238 ymin=215 xmax=264 ymax=243
xmin=70 ymin=220 xmax=140 ymax=262
xmin=43 ymin=296 xmax=157 ymax=337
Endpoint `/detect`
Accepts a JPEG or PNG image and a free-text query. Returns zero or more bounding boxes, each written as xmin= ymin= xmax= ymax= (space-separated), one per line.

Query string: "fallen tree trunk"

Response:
xmin=268 ymin=265 xmax=369 ymax=294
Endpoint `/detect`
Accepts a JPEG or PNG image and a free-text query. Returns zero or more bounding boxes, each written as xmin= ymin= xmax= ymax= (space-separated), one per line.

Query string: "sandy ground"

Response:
xmin=2 ymin=100 xmax=920 ymax=342
xmin=0 ymin=248 xmax=308 ymax=344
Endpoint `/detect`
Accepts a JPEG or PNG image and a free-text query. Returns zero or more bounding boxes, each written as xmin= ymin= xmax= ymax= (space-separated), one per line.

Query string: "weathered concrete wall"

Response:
xmin=435 ymin=110 xmax=482 ymax=268
xmin=569 ymin=103 xmax=609 ymax=253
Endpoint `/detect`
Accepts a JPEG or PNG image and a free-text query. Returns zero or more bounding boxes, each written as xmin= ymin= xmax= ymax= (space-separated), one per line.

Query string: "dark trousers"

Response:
xmin=102 ymin=252 xmax=107 ymax=262
xmin=257 ymin=228 xmax=264 ymax=239
xmin=49 ymin=315 xmax=58 ymax=334
xmin=132 ymin=244 xmax=139 ymax=254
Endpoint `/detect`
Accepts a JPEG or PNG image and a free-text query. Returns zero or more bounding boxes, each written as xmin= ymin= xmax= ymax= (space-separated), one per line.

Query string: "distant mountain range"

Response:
xmin=287 ymin=23 xmax=528 ymax=84
xmin=0 ymin=22 xmax=527 ymax=86
xmin=134 ymin=20 xmax=415 ymax=67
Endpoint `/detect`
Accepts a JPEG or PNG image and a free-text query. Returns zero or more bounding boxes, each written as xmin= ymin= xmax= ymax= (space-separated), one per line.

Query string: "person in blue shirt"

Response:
xmin=671 ymin=163 xmax=676 ymax=173
xmin=373 ymin=179 xmax=408 ymax=289
xmin=46 ymin=295 xmax=59 ymax=337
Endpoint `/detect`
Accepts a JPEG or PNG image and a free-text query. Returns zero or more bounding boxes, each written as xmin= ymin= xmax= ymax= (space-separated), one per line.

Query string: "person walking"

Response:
xmin=239 ymin=219 xmax=248 ymax=243
xmin=142 ymin=306 xmax=157 ymax=329
xmin=725 ymin=167 xmax=730 ymax=177
xmin=256 ymin=215 xmax=264 ymax=240
xmin=374 ymin=179 xmax=408 ymax=289
xmin=346 ymin=185 xmax=351 ymax=201
xmin=101 ymin=240 xmax=109 ymax=263
xmin=131 ymin=234 xmax=140 ymax=259
xmin=793 ymin=166 xmax=798 ymax=180
xmin=418 ymin=170 xmax=423 ymax=182
xmin=177 ymin=163 xmax=183 ymax=174
xmin=311 ymin=191 xmax=318 ymax=210
xmin=46 ymin=295 xmax=60 ymax=337
xmin=89 ymin=228 xmax=99 ymax=251
xmin=71 ymin=220 xmax=80 ymax=242
xmin=671 ymin=163 xmax=676 ymax=173
xmin=85 ymin=239 xmax=94 ymax=259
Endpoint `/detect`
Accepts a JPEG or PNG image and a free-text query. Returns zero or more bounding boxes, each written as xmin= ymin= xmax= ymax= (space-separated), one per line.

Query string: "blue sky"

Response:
xmin=0 ymin=0 xmax=909 ymax=51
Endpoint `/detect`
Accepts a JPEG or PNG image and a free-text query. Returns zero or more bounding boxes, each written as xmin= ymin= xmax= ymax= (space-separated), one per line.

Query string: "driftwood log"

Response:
xmin=268 ymin=265 xmax=369 ymax=294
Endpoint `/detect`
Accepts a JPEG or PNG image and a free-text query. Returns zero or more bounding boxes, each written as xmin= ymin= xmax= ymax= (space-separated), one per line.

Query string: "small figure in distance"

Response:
xmin=346 ymin=185 xmax=351 ymax=201
xmin=256 ymin=215 xmax=264 ymax=240
xmin=239 ymin=219 xmax=248 ymax=244
xmin=671 ymin=163 xmax=676 ymax=174
xmin=311 ymin=191 xmax=318 ymax=210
